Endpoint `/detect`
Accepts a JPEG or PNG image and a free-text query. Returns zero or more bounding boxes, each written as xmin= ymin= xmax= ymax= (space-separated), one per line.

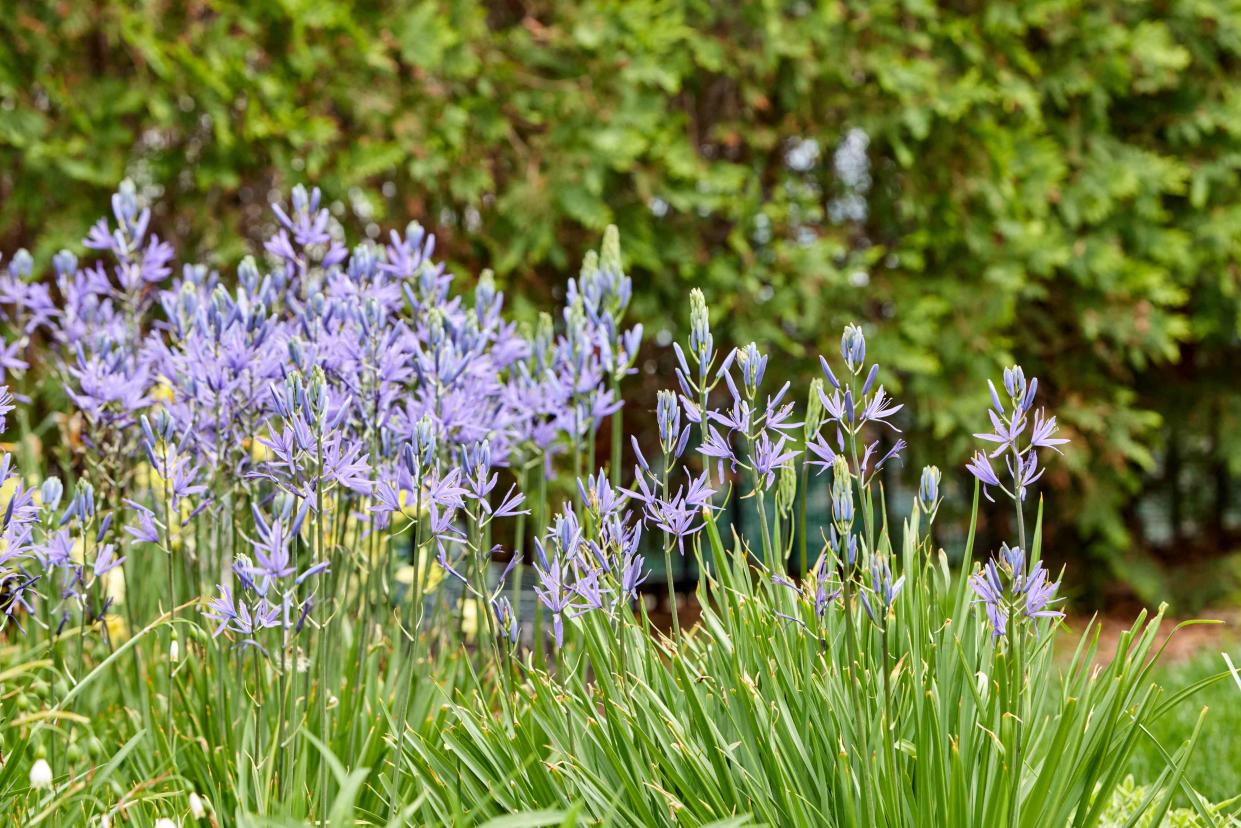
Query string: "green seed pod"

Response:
xmin=831 ymin=455 xmax=851 ymax=486
xmin=805 ymin=377 xmax=825 ymax=439
xmin=688 ymin=289 xmax=711 ymax=363
xmin=186 ymin=623 xmax=209 ymax=646
xmin=600 ymin=225 xmax=621 ymax=275
xmin=581 ymin=249 xmax=599 ymax=282
xmin=776 ymin=463 xmax=797 ymax=514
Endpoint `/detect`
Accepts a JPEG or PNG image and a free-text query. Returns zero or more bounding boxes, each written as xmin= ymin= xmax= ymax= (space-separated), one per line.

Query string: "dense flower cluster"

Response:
xmin=966 ymin=365 xmax=1069 ymax=503
xmin=0 ymin=180 xmax=1070 ymax=661
xmin=966 ymin=364 xmax=1069 ymax=637
xmin=0 ymin=182 xmax=640 ymax=651
xmin=969 ymin=543 xmax=1064 ymax=640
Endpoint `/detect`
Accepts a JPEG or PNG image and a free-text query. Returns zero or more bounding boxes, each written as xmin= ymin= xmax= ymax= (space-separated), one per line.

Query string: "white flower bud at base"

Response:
xmin=189 ymin=792 xmax=206 ymax=818
xmin=29 ymin=758 xmax=53 ymax=788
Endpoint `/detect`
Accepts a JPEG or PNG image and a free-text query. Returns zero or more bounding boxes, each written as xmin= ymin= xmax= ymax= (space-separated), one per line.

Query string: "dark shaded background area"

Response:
xmin=1 ymin=1 xmax=1239 ymax=607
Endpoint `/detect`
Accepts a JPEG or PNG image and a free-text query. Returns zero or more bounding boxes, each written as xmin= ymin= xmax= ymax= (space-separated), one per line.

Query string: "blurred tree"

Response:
xmin=1 ymin=0 xmax=1239 ymax=602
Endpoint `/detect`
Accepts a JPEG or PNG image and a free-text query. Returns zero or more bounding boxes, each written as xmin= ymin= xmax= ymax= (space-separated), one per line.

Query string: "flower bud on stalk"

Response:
xmin=306 ymin=366 xmax=328 ymax=423
xmin=831 ymin=456 xmax=854 ymax=529
xmin=53 ymin=249 xmax=77 ymax=278
xmin=841 ymin=324 xmax=866 ymax=373
xmin=776 ymin=463 xmax=797 ymax=515
xmin=918 ymin=465 xmax=941 ymax=519
xmin=40 ymin=477 xmax=63 ymax=513
xmin=804 ymin=378 xmax=825 ymax=439
xmin=656 ymin=390 xmax=681 ymax=457
xmin=736 ymin=342 xmax=767 ymax=399
xmin=688 ymin=288 xmax=712 ymax=366
xmin=29 ymin=758 xmax=52 ymax=789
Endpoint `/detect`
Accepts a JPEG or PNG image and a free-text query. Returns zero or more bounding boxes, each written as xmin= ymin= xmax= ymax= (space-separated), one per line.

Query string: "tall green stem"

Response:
xmin=610 ymin=376 xmax=622 ymax=486
xmin=797 ymin=462 xmax=809 ymax=575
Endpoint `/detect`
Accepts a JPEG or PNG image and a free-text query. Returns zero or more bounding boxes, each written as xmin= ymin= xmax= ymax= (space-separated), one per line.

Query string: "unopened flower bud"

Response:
xmin=74 ymin=482 xmax=96 ymax=522
xmin=688 ymin=289 xmax=712 ymax=363
xmin=426 ymin=308 xmax=446 ymax=348
xmin=830 ymin=457 xmax=853 ymax=527
xmin=291 ymin=183 xmax=311 ymax=215
xmin=918 ymin=466 xmax=941 ymax=517
xmin=306 ymin=367 xmax=328 ymax=421
xmin=600 ymin=225 xmax=621 ymax=276
xmin=776 ymin=463 xmax=797 ymax=513
xmin=475 ymin=270 xmax=498 ymax=319
xmin=1003 ymin=365 xmax=1026 ymax=402
xmin=579 ymin=249 xmax=599 ymax=283
xmin=29 ymin=758 xmax=52 ymax=789
xmin=350 ymin=243 xmax=377 ymax=280
xmin=414 ymin=415 xmax=436 ymax=468
xmin=804 ymin=378 xmax=825 ymax=438
xmin=188 ymin=792 xmax=206 ymax=819
xmin=9 ymin=248 xmax=33 ymax=279
xmin=53 ymin=249 xmax=77 ymax=278
xmin=238 ymin=255 xmax=260 ymax=291
xmin=656 ymin=390 xmax=681 ymax=456
xmin=736 ymin=342 xmax=767 ymax=397
xmin=282 ymin=343 xmax=303 ymax=376
xmin=841 ymin=324 xmax=866 ymax=373
xmin=832 ymin=484 xmax=854 ymax=528
xmin=40 ymin=477 xmax=64 ymax=513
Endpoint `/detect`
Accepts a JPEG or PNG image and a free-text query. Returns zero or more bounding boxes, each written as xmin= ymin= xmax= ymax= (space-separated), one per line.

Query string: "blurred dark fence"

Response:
xmin=2 ymin=1 xmax=1240 ymax=606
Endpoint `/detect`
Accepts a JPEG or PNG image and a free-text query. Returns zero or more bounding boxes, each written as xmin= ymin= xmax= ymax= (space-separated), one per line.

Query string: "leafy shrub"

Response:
xmin=3 ymin=3 xmax=1241 ymax=599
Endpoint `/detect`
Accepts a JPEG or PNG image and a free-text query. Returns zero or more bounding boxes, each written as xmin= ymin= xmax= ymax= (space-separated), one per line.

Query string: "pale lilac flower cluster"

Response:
xmin=0 ymin=181 xmax=642 ymax=647
xmin=963 ymin=366 xmax=1069 ymax=641
xmin=0 ymin=410 xmax=132 ymax=641
xmin=968 ymin=543 xmax=1063 ymax=640
xmin=530 ymin=508 xmax=608 ymax=647
xmin=808 ymin=325 xmax=906 ymax=483
xmin=965 ymin=365 xmax=1069 ymax=503
xmin=488 ymin=470 xmax=649 ymax=647
xmin=204 ymin=497 xmax=330 ymax=650
xmin=693 ymin=341 xmax=803 ymax=492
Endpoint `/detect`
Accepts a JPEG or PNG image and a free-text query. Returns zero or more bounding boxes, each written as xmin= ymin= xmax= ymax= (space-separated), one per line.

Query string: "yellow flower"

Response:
xmin=133 ymin=461 xmax=155 ymax=490
xmin=248 ymin=433 xmax=273 ymax=464
xmin=150 ymin=377 xmax=175 ymax=404
xmin=0 ymin=473 xmax=20 ymax=510
xmin=105 ymin=612 xmax=129 ymax=643
xmin=461 ymin=598 xmax=478 ymax=641
xmin=395 ymin=561 xmax=445 ymax=596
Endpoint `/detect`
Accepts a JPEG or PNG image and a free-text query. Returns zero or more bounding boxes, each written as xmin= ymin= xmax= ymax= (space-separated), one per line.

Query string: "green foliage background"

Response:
xmin=1 ymin=0 xmax=1239 ymax=603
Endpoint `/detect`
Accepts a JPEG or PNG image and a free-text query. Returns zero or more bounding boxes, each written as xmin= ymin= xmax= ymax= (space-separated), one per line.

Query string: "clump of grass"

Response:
xmin=1127 ymin=647 xmax=1241 ymax=805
